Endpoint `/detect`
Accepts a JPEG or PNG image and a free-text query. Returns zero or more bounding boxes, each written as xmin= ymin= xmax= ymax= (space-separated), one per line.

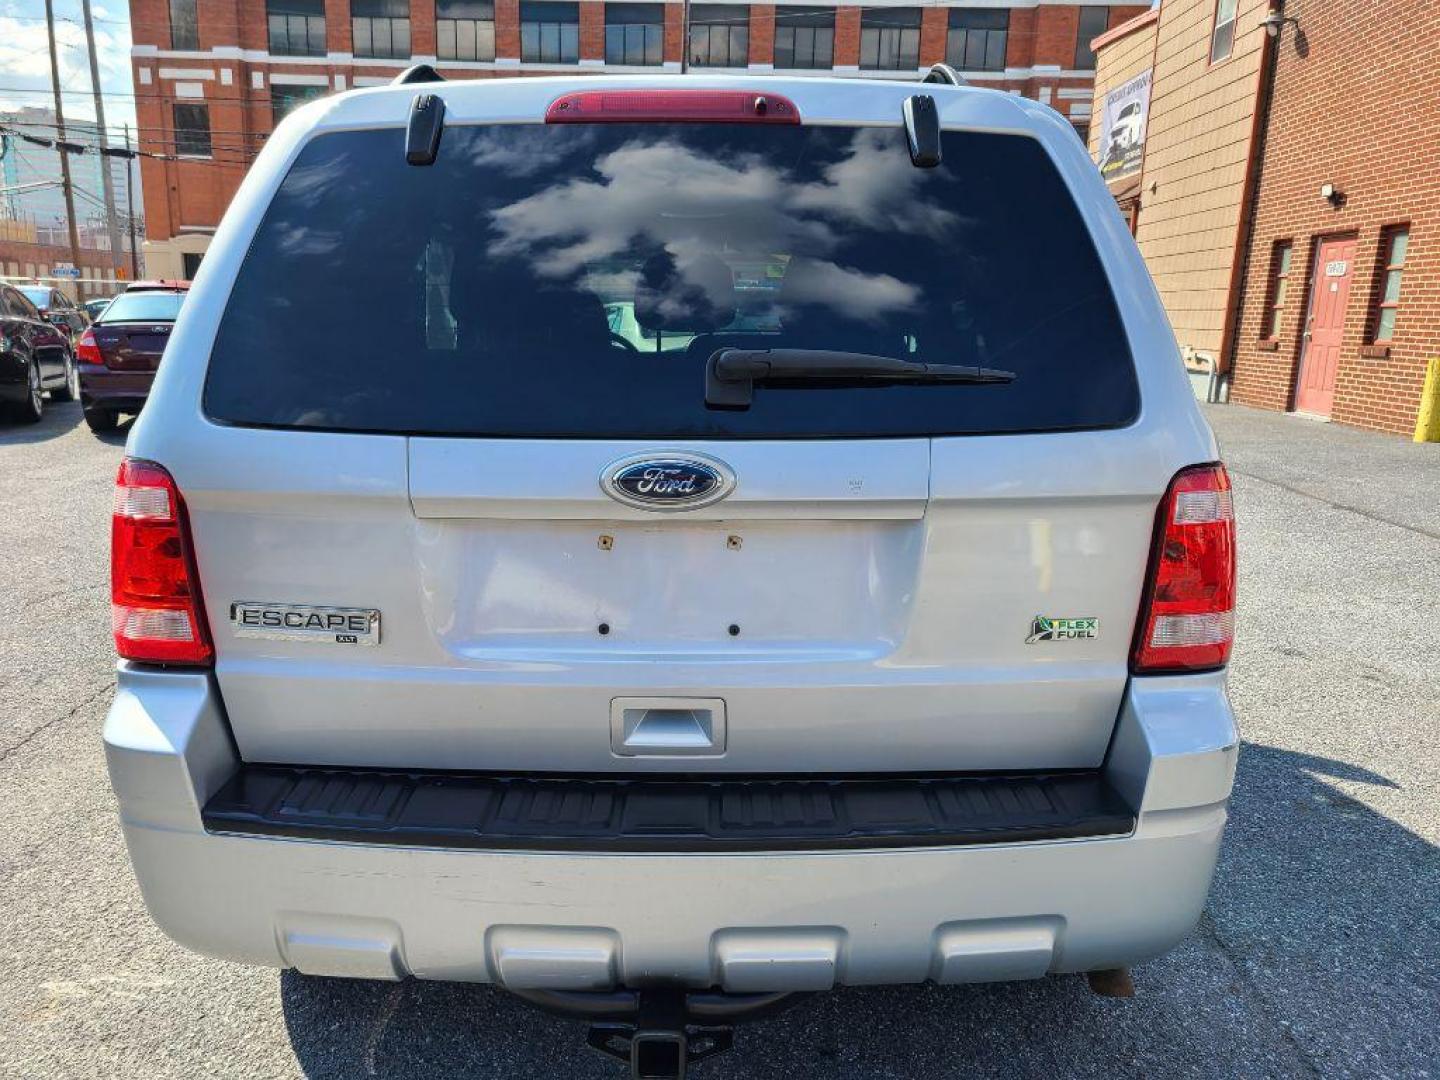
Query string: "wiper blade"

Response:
xmin=705 ymin=348 xmax=1015 ymax=408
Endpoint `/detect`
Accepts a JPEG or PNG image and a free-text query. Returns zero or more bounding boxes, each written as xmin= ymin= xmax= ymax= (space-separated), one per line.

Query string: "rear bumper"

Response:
xmin=78 ymin=364 xmax=153 ymax=412
xmin=104 ymin=666 xmax=1237 ymax=989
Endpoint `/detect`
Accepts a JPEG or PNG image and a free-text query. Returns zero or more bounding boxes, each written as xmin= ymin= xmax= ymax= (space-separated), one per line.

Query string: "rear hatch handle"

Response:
xmin=705 ymin=348 xmax=1015 ymax=408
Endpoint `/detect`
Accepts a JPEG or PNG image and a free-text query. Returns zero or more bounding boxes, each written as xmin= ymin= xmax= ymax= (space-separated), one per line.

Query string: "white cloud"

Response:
xmin=0 ymin=2 xmax=136 ymax=129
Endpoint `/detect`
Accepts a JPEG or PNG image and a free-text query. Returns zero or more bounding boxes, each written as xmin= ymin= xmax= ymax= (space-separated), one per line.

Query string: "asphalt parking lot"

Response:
xmin=1 ymin=401 xmax=1436 ymax=1079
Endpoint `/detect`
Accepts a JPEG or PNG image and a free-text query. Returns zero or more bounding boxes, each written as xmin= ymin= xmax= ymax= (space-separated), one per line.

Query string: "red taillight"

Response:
xmin=76 ymin=327 xmax=103 ymax=365
xmin=1132 ymin=464 xmax=1236 ymax=674
xmin=112 ymin=458 xmax=213 ymax=666
xmin=546 ymin=90 xmax=800 ymax=125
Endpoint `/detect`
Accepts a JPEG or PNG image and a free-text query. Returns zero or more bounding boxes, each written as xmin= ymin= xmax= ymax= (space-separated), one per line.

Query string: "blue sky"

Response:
xmin=0 ymin=0 xmax=136 ymax=134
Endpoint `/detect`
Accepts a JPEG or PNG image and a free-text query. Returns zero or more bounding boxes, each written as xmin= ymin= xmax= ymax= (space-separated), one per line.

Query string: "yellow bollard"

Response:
xmin=1416 ymin=357 xmax=1440 ymax=443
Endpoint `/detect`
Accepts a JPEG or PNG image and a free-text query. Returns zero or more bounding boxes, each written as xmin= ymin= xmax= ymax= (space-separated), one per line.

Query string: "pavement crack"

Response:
xmin=1196 ymin=912 xmax=1325 ymax=1078
xmin=363 ymin=981 xmax=408 ymax=1076
xmin=14 ymin=582 xmax=107 ymax=615
xmin=1229 ymin=468 xmax=1440 ymax=543
xmin=0 ymin=682 xmax=113 ymax=766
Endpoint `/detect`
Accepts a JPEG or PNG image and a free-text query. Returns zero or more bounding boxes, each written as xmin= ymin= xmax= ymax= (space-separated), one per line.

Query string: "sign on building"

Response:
xmin=1098 ymin=69 xmax=1152 ymax=182
xmin=51 ymin=264 xmax=81 ymax=278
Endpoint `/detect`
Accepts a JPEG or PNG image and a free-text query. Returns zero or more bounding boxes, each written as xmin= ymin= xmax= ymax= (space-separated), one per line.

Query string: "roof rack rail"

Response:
xmin=393 ymin=64 xmax=445 ymax=86
xmin=922 ymin=63 xmax=966 ymax=87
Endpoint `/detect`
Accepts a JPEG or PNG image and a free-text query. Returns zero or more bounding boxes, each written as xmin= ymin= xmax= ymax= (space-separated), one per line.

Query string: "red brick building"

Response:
xmin=130 ymin=0 xmax=1145 ymax=276
xmin=1228 ymin=0 xmax=1439 ymax=435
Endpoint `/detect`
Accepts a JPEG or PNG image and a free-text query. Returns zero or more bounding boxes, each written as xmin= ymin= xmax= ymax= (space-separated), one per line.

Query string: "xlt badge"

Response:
xmin=1025 ymin=615 xmax=1099 ymax=643
xmin=230 ymin=602 xmax=380 ymax=646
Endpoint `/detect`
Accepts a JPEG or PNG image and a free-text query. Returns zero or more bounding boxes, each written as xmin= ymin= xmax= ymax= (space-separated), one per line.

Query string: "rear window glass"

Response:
xmin=205 ymin=124 xmax=1138 ymax=438
xmin=19 ymin=287 xmax=51 ymax=308
xmin=102 ymin=292 xmax=186 ymax=322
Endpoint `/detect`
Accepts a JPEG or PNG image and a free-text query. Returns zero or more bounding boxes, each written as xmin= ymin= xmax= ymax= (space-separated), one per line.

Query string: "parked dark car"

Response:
xmin=0 ymin=283 xmax=79 ymax=423
xmin=17 ymin=284 xmax=90 ymax=343
xmin=75 ymin=281 xmax=188 ymax=433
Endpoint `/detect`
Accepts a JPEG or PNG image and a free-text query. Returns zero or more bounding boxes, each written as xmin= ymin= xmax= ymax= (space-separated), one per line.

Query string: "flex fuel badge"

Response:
xmin=1025 ymin=616 xmax=1099 ymax=643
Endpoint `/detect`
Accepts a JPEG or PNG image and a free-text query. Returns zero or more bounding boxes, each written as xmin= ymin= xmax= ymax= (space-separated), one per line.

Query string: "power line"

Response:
xmin=3 ymin=125 xmax=266 ymax=166
xmin=4 ymin=117 xmax=272 ymax=142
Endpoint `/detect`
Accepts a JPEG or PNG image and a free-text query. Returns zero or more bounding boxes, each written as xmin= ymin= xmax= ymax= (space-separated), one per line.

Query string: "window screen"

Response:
xmin=521 ymin=1 xmax=579 ymax=62
xmin=690 ymin=4 xmax=750 ymax=68
xmin=860 ymin=7 xmax=922 ymax=71
xmin=946 ymin=9 xmax=1008 ymax=71
xmin=172 ymin=104 xmax=211 ymax=157
xmin=773 ymin=7 xmax=833 ymax=69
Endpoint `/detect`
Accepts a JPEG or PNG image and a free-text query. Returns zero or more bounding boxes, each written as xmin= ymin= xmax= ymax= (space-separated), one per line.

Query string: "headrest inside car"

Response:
xmin=634 ymin=251 xmax=737 ymax=333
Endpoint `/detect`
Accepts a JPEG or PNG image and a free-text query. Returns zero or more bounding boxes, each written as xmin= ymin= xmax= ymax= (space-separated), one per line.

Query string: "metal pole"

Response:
xmin=43 ymin=0 xmax=83 ymax=280
xmin=79 ymin=0 xmax=124 ymax=272
xmin=123 ymin=124 xmax=139 ymax=280
xmin=680 ymin=0 xmax=691 ymax=73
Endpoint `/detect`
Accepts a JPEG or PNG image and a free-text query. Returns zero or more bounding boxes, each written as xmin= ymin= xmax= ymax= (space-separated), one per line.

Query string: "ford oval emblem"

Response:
xmin=600 ymin=452 xmax=736 ymax=512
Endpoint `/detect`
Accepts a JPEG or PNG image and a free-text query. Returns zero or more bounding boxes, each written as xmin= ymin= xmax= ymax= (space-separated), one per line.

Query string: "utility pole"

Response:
xmin=43 ymin=0 xmax=83 ymax=280
xmin=122 ymin=124 xmax=139 ymax=280
xmin=79 ymin=0 xmax=123 ymax=272
xmin=680 ymin=0 xmax=691 ymax=73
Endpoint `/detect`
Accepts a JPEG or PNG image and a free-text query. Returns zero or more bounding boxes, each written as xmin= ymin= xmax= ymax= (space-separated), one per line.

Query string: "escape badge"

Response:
xmin=1025 ymin=615 xmax=1099 ymax=643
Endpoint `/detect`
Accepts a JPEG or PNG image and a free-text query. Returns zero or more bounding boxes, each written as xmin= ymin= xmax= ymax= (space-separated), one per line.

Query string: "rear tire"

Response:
xmin=52 ymin=351 xmax=80 ymax=402
xmin=12 ymin=360 xmax=43 ymax=424
xmin=83 ymin=405 xmax=119 ymax=433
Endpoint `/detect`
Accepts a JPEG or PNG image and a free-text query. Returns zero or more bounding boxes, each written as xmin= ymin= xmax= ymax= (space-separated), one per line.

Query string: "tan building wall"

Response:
xmin=1091 ymin=0 xmax=1270 ymax=374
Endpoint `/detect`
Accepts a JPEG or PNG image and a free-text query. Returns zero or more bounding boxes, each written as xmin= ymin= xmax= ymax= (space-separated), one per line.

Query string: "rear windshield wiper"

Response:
xmin=705 ymin=348 xmax=1016 ymax=408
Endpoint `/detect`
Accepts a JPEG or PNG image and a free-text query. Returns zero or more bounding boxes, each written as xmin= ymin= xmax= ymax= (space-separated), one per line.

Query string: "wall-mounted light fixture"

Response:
xmin=1261 ymin=10 xmax=1300 ymax=38
xmin=1320 ymin=183 xmax=1343 ymax=207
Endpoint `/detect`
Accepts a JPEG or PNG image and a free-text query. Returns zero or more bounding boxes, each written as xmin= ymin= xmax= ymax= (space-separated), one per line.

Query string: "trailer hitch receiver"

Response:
xmin=512 ymin=986 xmax=805 ymax=1079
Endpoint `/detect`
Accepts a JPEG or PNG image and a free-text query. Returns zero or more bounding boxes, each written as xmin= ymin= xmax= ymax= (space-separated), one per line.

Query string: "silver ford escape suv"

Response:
xmin=105 ymin=71 xmax=1238 ymax=1077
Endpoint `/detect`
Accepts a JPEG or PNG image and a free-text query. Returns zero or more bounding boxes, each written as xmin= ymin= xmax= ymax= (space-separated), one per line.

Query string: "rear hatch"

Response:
xmin=93 ymin=290 xmax=184 ymax=371
xmin=183 ymin=95 xmax=1164 ymax=775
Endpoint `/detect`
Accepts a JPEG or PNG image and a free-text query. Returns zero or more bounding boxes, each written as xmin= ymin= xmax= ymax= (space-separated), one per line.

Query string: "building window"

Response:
xmin=169 ymin=0 xmax=199 ymax=49
xmin=860 ymin=7 xmax=921 ymax=71
xmin=520 ymin=1 xmax=579 ymax=63
xmin=1264 ymin=241 xmax=1292 ymax=339
xmin=271 ymin=82 xmax=328 ymax=125
xmin=690 ymin=4 xmax=749 ymax=68
xmin=1210 ymin=0 xmax=1238 ymax=63
xmin=172 ymin=104 xmax=211 ymax=158
xmin=1373 ymin=227 xmax=1409 ymax=342
xmin=268 ymin=0 xmax=326 ymax=56
xmin=773 ymin=7 xmax=833 ymax=69
xmin=352 ymin=0 xmax=411 ymax=59
xmin=946 ymin=9 xmax=1008 ymax=71
xmin=1074 ymin=6 xmax=1108 ymax=70
xmin=605 ymin=3 xmax=664 ymax=66
xmin=182 ymin=252 xmax=204 ymax=280
xmin=438 ymin=0 xmax=496 ymax=61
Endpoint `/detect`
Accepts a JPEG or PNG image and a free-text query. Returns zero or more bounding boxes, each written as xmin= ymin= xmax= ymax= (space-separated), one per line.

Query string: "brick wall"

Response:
xmin=323 ymin=0 xmax=353 ymax=52
xmin=580 ymin=2 xmax=605 ymax=61
xmin=833 ymin=6 xmax=860 ymax=68
xmin=919 ymin=7 xmax=947 ymax=67
xmin=1229 ymin=0 xmax=1440 ymax=435
xmin=749 ymin=4 xmax=774 ymax=66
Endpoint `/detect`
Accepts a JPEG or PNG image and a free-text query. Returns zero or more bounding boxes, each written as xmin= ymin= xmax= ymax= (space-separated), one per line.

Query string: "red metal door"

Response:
xmin=1295 ymin=237 xmax=1356 ymax=416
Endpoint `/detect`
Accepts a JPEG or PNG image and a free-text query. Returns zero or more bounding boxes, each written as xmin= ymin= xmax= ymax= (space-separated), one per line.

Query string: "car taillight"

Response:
xmin=1131 ymin=463 xmax=1236 ymax=674
xmin=76 ymin=327 xmax=103 ymax=364
xmin=112 ymin=458 xmax=213 ymax=666
xmin=546 ymin=90 xmax=800 ymax=124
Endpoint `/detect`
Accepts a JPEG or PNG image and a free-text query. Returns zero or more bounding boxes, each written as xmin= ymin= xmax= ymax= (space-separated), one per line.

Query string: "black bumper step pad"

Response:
xmin=203 ymin=766 xmax=1135 ymax=852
